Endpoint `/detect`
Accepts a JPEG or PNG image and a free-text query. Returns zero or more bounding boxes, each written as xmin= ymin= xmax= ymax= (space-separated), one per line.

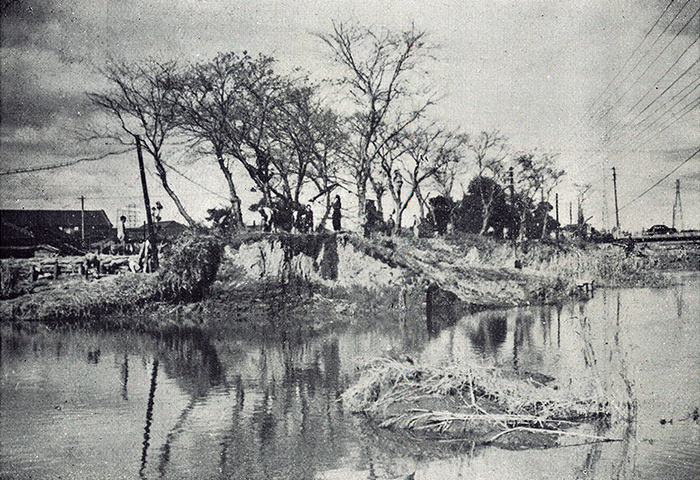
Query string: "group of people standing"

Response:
xmin=259 ymin=195 xmax=343 ymax=234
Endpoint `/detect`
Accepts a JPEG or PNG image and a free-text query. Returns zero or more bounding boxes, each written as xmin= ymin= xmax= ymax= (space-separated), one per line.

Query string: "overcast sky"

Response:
xmin=1 ymin=0 xmax=698 ymax=231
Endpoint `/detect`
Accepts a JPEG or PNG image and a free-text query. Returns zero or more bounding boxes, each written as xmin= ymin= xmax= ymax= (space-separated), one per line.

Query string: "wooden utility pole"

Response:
xmin=509 ymin=167 xmax=515 ymax=241
xmin=136 ymin=135 xmax=158 ymax=271
xmin=555 ymin=193 xmax=559 ymax=240
xmin=612 ymin=167 xmax=620 ymax=232
xmin=80 ymin=195 xmax=86 ymax=249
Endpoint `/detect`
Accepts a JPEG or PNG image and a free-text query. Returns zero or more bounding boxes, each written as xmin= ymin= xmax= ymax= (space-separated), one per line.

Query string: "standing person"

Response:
xmin=332 ymin=195 xmax=342 ymax=232
xmin=117 ymin=215 xmax=126 ymax=243
xmin=386 ymin=213 xmax=395 ymax=236
xmin=304 ymin=204 xmax=314 ymax=233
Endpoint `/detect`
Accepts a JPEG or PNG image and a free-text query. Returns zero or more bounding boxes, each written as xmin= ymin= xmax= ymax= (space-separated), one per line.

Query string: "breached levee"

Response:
xmin=224 ymin=233 xmax=407 ymax=290
xmin=342 ymin=358 xmax=617 ymax=449
xmin=223 ymin=233 xmax=563 ymax=307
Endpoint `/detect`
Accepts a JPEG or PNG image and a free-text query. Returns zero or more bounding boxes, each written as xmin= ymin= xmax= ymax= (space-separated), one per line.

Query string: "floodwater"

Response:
xmin=1 ymin=277 xmax=699 ymax=480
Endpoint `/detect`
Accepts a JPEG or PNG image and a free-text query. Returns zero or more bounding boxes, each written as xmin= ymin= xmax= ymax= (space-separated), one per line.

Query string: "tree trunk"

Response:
xmin=216 ymin=153 xmax=243 ymax=227
xmin=318 ymin=192 xmax=332 ymax=230
xmin=152 ymin=154 xmax=198 ymax=227
xmin=479 ymin=206 xmax=490 ymax=235
xmin=356 ymin=177 xmax=367 ymax=227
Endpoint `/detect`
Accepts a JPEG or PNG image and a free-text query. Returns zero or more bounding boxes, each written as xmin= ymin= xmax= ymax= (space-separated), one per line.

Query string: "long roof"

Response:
xmin=0 ymin=209 xmax=113 ymax=228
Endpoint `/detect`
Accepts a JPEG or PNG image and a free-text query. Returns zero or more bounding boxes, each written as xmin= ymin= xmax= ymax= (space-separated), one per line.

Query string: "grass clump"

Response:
xmin=157 ymin=232 xmax=223 ymax=302
xmin=342 ymin=358 xmax=613 ymax=448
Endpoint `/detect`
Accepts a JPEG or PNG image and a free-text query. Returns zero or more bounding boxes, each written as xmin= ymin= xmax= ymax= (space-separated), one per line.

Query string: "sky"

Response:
xmin=1 ymin=0 xmax=698 ymax=232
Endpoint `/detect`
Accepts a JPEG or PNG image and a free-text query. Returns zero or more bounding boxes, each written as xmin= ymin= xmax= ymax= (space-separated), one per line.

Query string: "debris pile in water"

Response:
xmin=342 ymin=358 xmax=615 ymax=449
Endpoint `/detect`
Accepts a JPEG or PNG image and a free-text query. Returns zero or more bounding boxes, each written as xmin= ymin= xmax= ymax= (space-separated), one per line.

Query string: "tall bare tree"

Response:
xmin=172 ymin=52 xmax=250 ymax=228
xmin=87 ymin=59 xmax=197 ymax=227
xmin=274 ymin=84 xmax=347 ymax=227
xmin=466 ymin=130 xmax=508 ymax=235
xmin=381 ymin=124 xmax=463 ymax=232
xmin=319 ymin=21 xmax=434 ymax=224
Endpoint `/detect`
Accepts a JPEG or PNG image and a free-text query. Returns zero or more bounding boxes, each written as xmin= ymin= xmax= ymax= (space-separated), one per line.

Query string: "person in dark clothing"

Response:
xmin=386 ymin=213 xmax=395 ymax=235
xmin=332 ymin=195 xmax=342 ymax=231
xmin=303 ymin=204 xmax=314 ymax=232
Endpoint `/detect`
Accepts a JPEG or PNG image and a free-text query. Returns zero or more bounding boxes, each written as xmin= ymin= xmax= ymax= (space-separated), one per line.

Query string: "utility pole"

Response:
xmin=509 ymin=167 xmax=520 ymax=268
xmin=80 ymin=195 xmax=86 ymax=249
xmin=509 ymin=167 xmax=515 ymax=241
xmin=136 ymin=135 xmax=158 ymax=271
xmin=555 ymin=193 xmax=559 ymax=240
xmin=612 ymin=167 xmax=620 ymax=233
xmin=673 ymin=179 xmax=683 ymax=230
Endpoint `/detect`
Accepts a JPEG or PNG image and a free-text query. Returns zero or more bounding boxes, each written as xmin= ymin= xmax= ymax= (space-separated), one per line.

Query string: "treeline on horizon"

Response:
xmin=87 ymin=21 xmax=566 ymax=241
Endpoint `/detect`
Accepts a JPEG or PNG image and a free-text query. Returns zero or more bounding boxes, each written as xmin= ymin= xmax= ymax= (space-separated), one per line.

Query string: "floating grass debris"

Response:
xmin=342 ymin=358 xmax=616 ymax=448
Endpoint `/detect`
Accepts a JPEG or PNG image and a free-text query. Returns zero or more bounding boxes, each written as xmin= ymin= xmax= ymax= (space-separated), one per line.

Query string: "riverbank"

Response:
xmin=1 ymin=231 xmax=698 ymax=327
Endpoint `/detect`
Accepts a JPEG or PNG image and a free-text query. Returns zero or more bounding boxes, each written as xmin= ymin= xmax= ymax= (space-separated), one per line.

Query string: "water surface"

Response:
xmin=2 ymin=277 xmax=698 ymax=479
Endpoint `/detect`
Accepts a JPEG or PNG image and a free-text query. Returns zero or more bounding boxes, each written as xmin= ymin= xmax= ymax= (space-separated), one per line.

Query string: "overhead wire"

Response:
xmin=631 ymin=96 xmax=700 ymax=152
xmin=577 ymin=0 xmax=676 ymax=126
xmin=587 ymin=0 xmax=694 ymax=131
xmin=157 ymin=159 xmax=230 ymax=201
xmin=619 ymin=146 xmax=700 ymax=211
xmin=0 ymin=148 xmax=134 ymax=176
xmin=618 ymin=76 xmax=700 ymax=151
xmin=602 ymin=36 xmax=700 ymax=145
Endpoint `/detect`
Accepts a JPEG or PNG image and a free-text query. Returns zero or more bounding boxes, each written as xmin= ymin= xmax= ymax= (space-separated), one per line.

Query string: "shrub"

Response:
xmin=157 ymin=232 xmax=223 ymax=302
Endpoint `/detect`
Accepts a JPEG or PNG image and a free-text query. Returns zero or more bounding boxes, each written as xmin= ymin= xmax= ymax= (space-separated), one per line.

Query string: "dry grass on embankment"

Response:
xmin=0 ymin=232 xmax=223 ymax=326
xmin=342 ymin=358 xmax=615 ymax=449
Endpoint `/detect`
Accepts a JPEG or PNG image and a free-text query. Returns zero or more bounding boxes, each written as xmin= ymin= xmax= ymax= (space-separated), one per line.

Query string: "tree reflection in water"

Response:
xmin=3 ymin=276 xmax=696 ymax=480
xmin=468 ymin=313 xmax=507 ymax=359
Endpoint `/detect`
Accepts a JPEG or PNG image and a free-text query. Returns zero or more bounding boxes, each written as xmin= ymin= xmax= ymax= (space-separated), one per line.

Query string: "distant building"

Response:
xmin=0 ymin=209 xmax=113 ymax=257
xmin=116 ymin=203 xmax=141 ymax=229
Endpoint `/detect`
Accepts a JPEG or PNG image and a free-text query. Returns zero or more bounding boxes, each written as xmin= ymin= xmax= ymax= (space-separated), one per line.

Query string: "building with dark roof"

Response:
xmin=1 ymin=209 xmax=113 ymax=257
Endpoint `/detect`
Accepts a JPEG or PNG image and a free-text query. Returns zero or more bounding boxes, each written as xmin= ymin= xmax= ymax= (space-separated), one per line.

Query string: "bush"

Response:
xmin=1 ymin=262 xmax=30 ymax=300
xmin=157 ymin=232 xmax=223 ymax=302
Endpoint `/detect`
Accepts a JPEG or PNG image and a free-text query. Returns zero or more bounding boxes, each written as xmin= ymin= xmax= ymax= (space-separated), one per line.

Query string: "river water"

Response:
xmin=1 ymin=277 xmax=699 ymax=480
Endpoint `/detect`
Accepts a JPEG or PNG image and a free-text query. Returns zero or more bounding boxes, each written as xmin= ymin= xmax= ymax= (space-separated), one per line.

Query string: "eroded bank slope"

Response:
xmin=220 ymin=233 xmax=566 ymax=308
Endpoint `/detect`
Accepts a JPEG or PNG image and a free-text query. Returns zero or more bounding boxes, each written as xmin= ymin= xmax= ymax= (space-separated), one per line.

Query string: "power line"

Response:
xmin=158 ymin=159 xmax=230 ymax=201
xmin=619 ymin=146 xmax=700 ymax=211
xmin=603 ymin=36 xmax=700 ymax=145
xmin=633 ymin=97 xmax=700 ymax=152
xmin=588 ymin=0 xmax=694 ymax=131
xmin=0 ymin=148 xmax=134 ymax=176
xmin=578 ymin=0 xmax=676 ymax=125
xmin=618 ymin=76 xmax=700 ymax=150
xmin=600 ymin=16 xmax=700 ymax=144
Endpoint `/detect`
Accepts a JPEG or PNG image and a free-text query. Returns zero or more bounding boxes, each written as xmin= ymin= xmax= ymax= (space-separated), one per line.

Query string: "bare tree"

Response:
xmin=318 ymin=21 xmax=435 ymax=224
xmin=466 ymin=130 xmax=508 ymax=235
xmin=274 ymin=84 xmax=347 ymax=228
xmin=382 ymin=124 xmax=463 ymax=232
xmin=172 ymin=52 xmax=251 ymax=228
xmin=431 ymin=132 xmax=468 ymax=200
xmin=87 ymin=59 xmax=197 ymax=227
xmin=512 ymin=151 xmax=565 ymax=239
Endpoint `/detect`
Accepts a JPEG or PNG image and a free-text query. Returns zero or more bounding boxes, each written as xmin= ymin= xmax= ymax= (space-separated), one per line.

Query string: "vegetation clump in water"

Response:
xmin=342 ymin=358 xmax=614 ymax=449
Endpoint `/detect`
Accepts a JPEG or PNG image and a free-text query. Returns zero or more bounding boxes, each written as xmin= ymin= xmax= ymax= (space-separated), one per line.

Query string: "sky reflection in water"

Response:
xmin=1 ymin=279 xmax=699 ymax=480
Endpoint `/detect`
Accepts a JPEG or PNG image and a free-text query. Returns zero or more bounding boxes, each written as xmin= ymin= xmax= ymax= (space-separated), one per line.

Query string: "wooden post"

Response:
xmin=135 ymin=135 xmax=158 ymax=271
xmin=555 ymin=193 xmax=559 ymax=240
xmin=80 ymin=195 xmax=86 ymax=249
